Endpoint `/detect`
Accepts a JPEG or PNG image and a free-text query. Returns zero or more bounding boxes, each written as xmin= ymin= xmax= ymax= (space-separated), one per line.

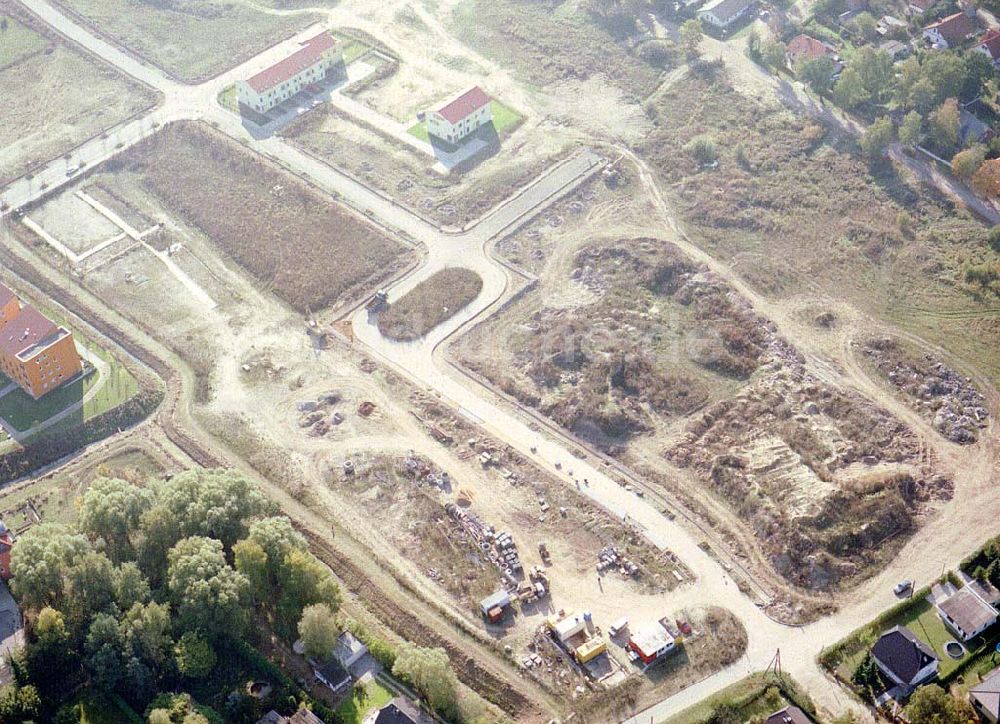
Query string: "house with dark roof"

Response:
xmin=764 ymin=705 xmax=812 ymax=724
xmin=334 ymin=630 xmax=368 ymax=671
xmin=871 ymin=626 xmax=939 ymax=692
xmin=313 ymin=656 xmax=351 ymax=695
xmin=974 ymin=29 xmax=1000 ymax=67
xmin=425 ymin=87 xmax=493 ymax=145
xmin=970 ymin=665 xmax=1000 ymax=723
xmin=922 ymin=12 xmax=977 ymax=48
xmin=362 ymin=697 xmax=434 ymax=724
xmin=236 ymin=32 xmax=344 ymax=114
xmin=257 ymin=709 xmax=326 ymax=724
xmin=936 ymin=585 xmax=998 ymax=641
xmin=698 ymin=0 xmax=755 ymax=31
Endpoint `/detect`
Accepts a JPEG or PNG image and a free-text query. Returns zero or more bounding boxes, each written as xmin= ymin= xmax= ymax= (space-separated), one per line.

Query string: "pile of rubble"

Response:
xmin=596 ymin=545 xmax=639 ymax=578
xmin=296 ymin=391 xmax=343 ymax=437
xmin=445 ymin=503 xmax=523 ymax=584
xmin=863 ymin=339 xmax=989 ymax=444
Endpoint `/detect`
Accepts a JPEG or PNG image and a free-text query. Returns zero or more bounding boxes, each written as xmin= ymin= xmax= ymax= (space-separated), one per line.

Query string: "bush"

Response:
xmin=684 ymin=134 xmax=718 ymax=165
xmin=988 ymin=226 xmax=1000 ymax=252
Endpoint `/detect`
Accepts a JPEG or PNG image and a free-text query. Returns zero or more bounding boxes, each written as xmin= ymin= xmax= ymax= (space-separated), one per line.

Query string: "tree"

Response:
xmin=65 ymin=551 xmax=117 ymax=625
xmin=121 ymin=601 xmax=173 ymax=672
xmin=899 ymin=110 xmax=924 ymax=148
xmin=23 ymin=607 xmax=76 ymax=696
xmin=156 ymin=468 xmax=269 ymax=550
xmin=833 ymin=66 xmax=870 ymax=110
xmin=905 ymin=684 xmax=974 ymax=723
xmin=929 ymin=98 xmax=960 ymax=152
xmin=78 ymin=477 xmax=154 ymax=561
xmin=247 ymin=516 xmax=306 ymax=579
xmin=113 ymin=561 xmax=151 ymax=611
xmin=952 ymin=145 xmax=987 ymax=180
xmin=854 ymin=46 xmax=893 ymax=105
xmin=909 ymin=77 xmax=939 ymax=115
xmin=684 ymin=134 xmax=718 ymax=165
xmin=849 ymin=11 xmax=878 ymax=42
xmin=277 ymin=548 xmax=341 ymax=628
xmin=972 ymin=159 xmax=1000 ymax=198
xmin=392 ymin=644 xmax=458 ymax=716
xmin=174 ymin=632 xmax=216 ymax=679
xmin=135 ymin=504 xmax=181 ymax=587
xmin=298 ymin=603 xmax=339 ymax=660
xmin=233 ymin=538 xmax=269 ymax=601
xmin=10 ymin=524 xmax=91 ymax=610
xmin=167 ymin=536 xmax=250 ymax=639
xmin=762 ymin=40 xmax=786 ymax=69
xmin=680 ymin=19 xmax=703 ymax=60
xmin=84 ymin=613 xmax=127 ymax=692
xmin=963 ymin=50 xmax=994 ymax=102
xmin=798 ymin=56 xmax=835 ymax=96
xmin=921 ymin=52 xmax=965 ymax=107
xmin=859 ymin=116 xmax=894 ymax=160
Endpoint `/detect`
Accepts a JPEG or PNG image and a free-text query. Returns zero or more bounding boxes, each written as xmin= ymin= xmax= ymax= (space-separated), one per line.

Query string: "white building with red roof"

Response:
xmin=975 ymin=28 xmax=1000 ymax=66
xmin=237 ymin=32 xmax=343 ymax=114
xmin=922 ymin=11 xmax=978 ymax=48
xmin=425 ymin=86 xmax=493 ymax=145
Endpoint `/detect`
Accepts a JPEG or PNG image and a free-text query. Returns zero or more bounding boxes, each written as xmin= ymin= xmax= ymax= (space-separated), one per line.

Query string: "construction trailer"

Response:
xmin=480 ymin=590 xmax=512 ymax=623
xmin=546 ymin=611 xmax=608 ymax=666
xmin=627 ymin=622 xmax=678 ymax=666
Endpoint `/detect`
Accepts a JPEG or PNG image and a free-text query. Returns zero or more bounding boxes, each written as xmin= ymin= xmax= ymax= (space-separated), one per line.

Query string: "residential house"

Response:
xmin=313 ymin=656 xmax=351 ymax=695
xmin=697 ymin=0 xmax=755 ymax=32
xmin=257 ymin=709 xmax=326 ymax=724
xmin=0 ymin=283 xmax=83 ymax=399
xmin=970 ymin=665 xmax=1000 ymax=723
xmin=362 ymin=697 xmax=434 ymax=724
xmin=936 ymin=585 xmax=998 ymax=641
xmin=237 ymin=32 xmax=344 ymax=114
xmin=626 ymin=623 xmax=677 ymax=666
xmin=908 ymin=0 xmax=935 ymax=13
xmin=879 ymin=39 xmax=912 ymax=60
xmin=922 ymin=12 xmax=977 ymax=48
xmin=334 ymin=631 xmax=368 ymax=671
xmin=786 ymin=34 xmax=839 ymax=68
xmin=974 ymin=28 xmax=1000 ymax=67
xmin=765 ymin=706 xmax=812 ymax=724
xmin=960 ymin=108 xmax=996 ymax=146
xmin=0 ymin=522 xmax=13 ymax=581
xmin=877 ymin=14 xmax=908 ymax=36
xmin=871 ymin=625 xmax=939 ymax=692
xmin=425 ymin=86 xmax=492 ymax=145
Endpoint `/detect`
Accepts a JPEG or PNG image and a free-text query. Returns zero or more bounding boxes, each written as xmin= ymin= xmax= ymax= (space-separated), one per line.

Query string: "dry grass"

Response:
xmin=378 ymin=268 xmax=483 ymax=341
xmin=110 ymin=122 xmax=412 ymax=312
xmin=50 ymin=0 xmax=313 ymax=82
xmin=0 ymin=1 xmax=156 ymax=184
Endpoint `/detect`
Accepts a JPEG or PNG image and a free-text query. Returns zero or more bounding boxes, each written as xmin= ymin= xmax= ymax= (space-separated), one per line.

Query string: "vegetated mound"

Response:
xmin=667 ymin=363 xmax=953 ymax=591
xmin=861 ymin=337 xmax=989 ymax=444
xmin=462 ymin=237 xmax=773 ymax=452
xmin=115 ymin=122 xmax=411 ymax=312
xmin=378 ymin=268 xmax=483 ymax=341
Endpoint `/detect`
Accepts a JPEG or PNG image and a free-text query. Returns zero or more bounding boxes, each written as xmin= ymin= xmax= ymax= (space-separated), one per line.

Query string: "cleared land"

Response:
xmin=639 ymin=68 xmax=1000 ymax=383
xmin=50 ymin=0 xmax=313 ymax=81
xmin=0 ymin=3 xmax=157 ymax=185
xmin=109 ymin=122 xmax=411 ymax=312
xmin=378 ymin=268 xmax=483 ymax=341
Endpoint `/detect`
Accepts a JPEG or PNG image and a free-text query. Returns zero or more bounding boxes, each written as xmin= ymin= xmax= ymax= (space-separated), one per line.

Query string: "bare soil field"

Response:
xmin=50 ymin=0 xmax=314 ymax=81
xmin=285 ymin=104 xmax=572 ymax=228
xmin=638 ymin=67 xmax=1000 ymax=384
xmin=105 ymin=122 xmax=412 ymax=312
xmin=378 ymin=268 xmax=483 ymax=340
xmin=0 ymin=2 xmax=156 ymax=185
xmin=457 ymin=237 xmax=767 ymax=453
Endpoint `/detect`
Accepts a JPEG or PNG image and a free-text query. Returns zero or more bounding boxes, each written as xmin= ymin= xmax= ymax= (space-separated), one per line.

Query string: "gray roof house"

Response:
xmin=871 ymin=625 xmax=939 ymax=692
xmin=313 ymin=656 xmax=351 ymax=695
xmin=764 ymin=705 xmax=812 ymax=724
xmin=334 ymin=631 xmax=368 ymax=670
xmin=363 ymin=697 xmax=434 ymax=724
xmin=698 ymin=0 xmax=755 ymax=31
xmin=936 ymin=585 xmax=998 ymax=641
xmin=971 ymin=666 xmax=1000 ymax=723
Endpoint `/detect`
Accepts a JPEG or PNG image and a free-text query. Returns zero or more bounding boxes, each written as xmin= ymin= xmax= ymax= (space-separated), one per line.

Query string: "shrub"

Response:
xmin=684 ymin=134 xmax=718 ymax=165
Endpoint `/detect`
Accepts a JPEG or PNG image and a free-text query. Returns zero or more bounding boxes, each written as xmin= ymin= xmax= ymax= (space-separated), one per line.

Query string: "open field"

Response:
xmin=0 ymin=3 xmax=157 ymax=185
xmin=285 ymin=103 xmax=570 ymax=227
xmin=50 ymin=0 xmax=314 ymax=81
xmin=108 ymin=122 xmax=411 ymax=312
xmin=378 ymin=268 xmax=483 ymax=340
xmin=638 ymin=68 xmax=1000 ymax=384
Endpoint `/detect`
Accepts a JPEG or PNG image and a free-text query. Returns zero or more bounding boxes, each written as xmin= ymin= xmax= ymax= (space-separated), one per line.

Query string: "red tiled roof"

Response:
xmin=246 ymin=32 xmax=337 ymax=94
xmin=0 ymin=284 xmax=16 ymax=310
xmin=924 ymin=12 xmax=977 ymax=44
xmin=787 ymin=34 xmax=834 ymax=61
xmin=436 ymin=86 xmax=491 ymax=124
xmin=0 ymin=305 xmax=58 ymax=358
xmin=978 ymin=28 xmax=1000 ymax=58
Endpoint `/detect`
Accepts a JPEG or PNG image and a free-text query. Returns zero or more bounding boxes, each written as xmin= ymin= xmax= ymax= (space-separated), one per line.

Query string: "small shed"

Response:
xmin=479 ymin=590 xmax=511 ymax=620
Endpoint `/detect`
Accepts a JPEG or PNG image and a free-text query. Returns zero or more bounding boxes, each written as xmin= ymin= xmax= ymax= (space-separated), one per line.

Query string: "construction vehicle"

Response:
xmin=538 ymin=541 xmax=551 ymax=564
xmin=365 ymin=290 xmax=388 ymax=314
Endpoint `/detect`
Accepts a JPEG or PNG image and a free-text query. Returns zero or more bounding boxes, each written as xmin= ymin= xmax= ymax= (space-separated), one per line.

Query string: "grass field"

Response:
xmin=0 ymin=15 xmax=47 ymax=69
xmin=334 ymin=680 xmax=395 ymax=723
xmin=52 ymin=0 xmax=314 ymax=81
xmin=664 ymin=673 xmax=816 ymax=724
xmin=0 ymin=7 xmax=156 ymax=185
xmin=0 ymin=342 xmax=138 ymax=434
xmin=378 ymin=268 xmax=483 ymax=340
xmin=218 ymin=84 xmax=237 ymax=112
xmin=118 ymin=122 xmax=411 ymax=312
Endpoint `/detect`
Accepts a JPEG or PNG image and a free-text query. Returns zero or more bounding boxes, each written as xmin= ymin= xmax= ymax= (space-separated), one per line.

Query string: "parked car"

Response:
xmin=894 ymin=579 xmax=913 ymax=596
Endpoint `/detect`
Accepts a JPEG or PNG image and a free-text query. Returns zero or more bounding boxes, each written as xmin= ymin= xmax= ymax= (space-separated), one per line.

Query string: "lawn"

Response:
xmin=334 ymin=679 xmax=395 ymax=723
xmin=407 ymin=100 xmax=523 ymax=143
xmin=340 ymin=38 xmax=370 ymax=64
xmin=74 ymin=691 xmax=143 ymax=723
xmin=0 ymin=15 xmax=48 ymax=70
xmin=0 ymin=341 xmax=138 ymax=433
xmin=407 ymin=119 xmax=430 ymax=143
xmin=218 ymin=84 xmax=237 ymax=112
